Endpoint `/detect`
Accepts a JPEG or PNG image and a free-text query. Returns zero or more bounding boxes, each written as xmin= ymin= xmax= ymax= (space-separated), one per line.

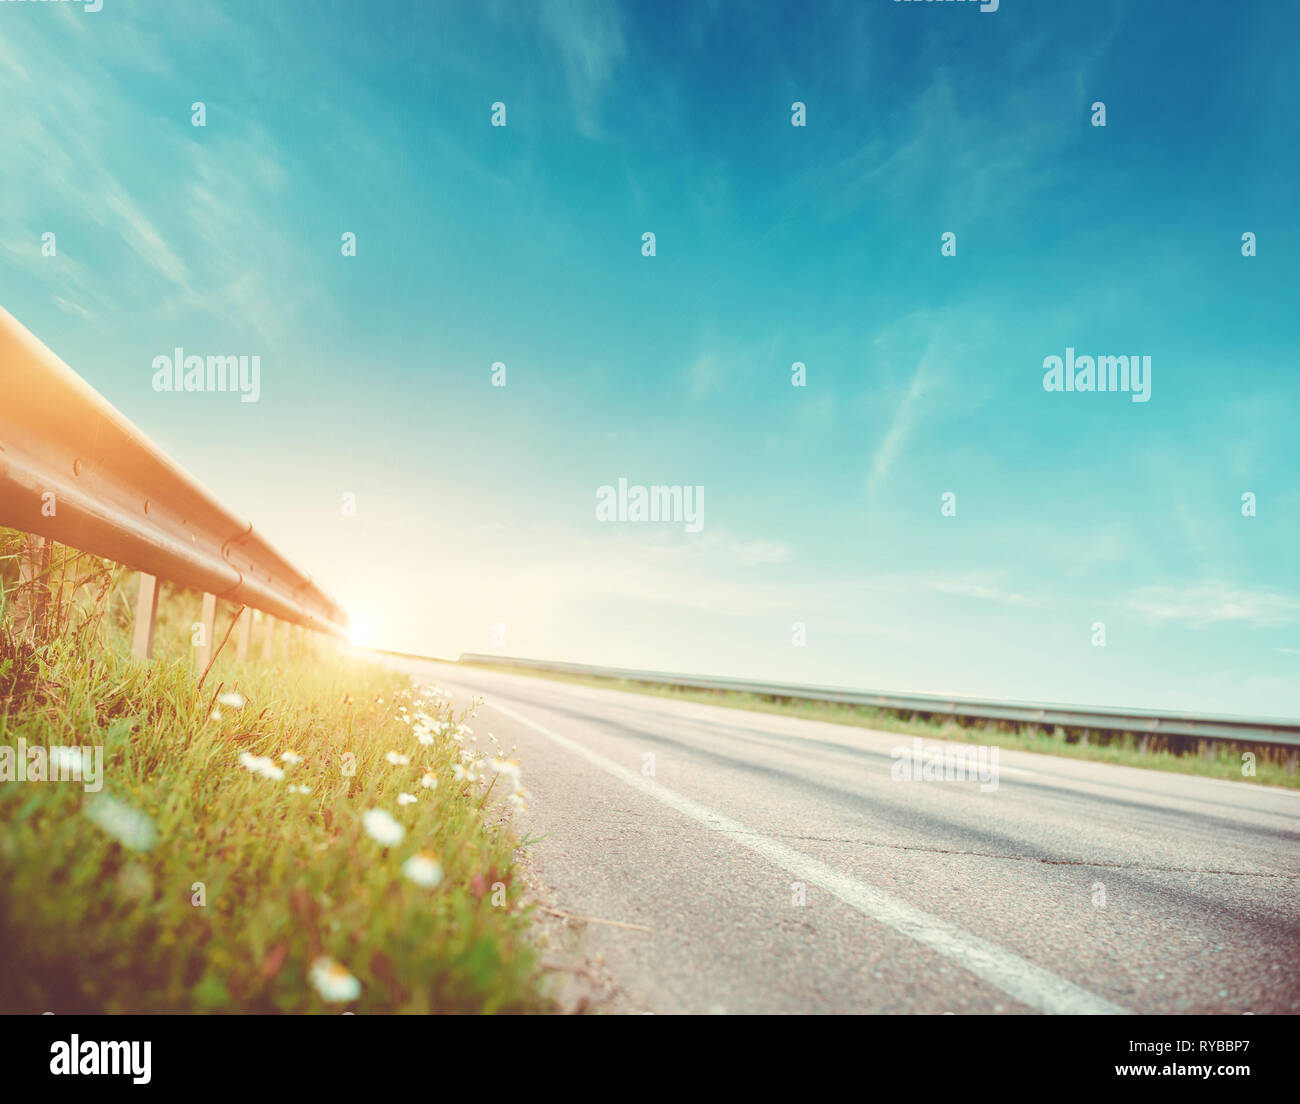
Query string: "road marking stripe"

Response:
xmin=486 ymin=696 xmax=1130 ymax=1015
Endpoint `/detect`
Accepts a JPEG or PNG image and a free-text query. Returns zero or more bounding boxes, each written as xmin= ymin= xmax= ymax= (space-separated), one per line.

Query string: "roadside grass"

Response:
xmin=462 ymin=662 xmax=1300 ymax=791
xmin=0 ymin=532 xmax=548 ymax=1013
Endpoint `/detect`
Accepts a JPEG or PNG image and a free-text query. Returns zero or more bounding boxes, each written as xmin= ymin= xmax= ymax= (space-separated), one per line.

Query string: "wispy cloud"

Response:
xmin=0 ymin=7 xmax=339 ymax=340
xmin=1127 ymin=583 xmax=1300 ymax=628
xmin=537 ymin=0 xmax=627 ymax=138
xmin=865 ymin=316 xmax=949 ymax=498
xmin=866 ymin=361 xmax=933 ymax=498
xmin=924 ymin=574 xmax=1034 ymax=607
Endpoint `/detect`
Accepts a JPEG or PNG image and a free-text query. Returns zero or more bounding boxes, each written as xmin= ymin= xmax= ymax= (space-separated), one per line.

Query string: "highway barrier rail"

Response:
xmin=459 ymin=653 xmax=1300 ymax=751
xmin=0 ymin=305 xmax=348 ymax=657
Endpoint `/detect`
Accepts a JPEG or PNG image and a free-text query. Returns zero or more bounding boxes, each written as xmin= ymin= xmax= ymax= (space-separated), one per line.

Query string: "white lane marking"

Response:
xmin=486 ymin=697 xmax=1130 ymax=1016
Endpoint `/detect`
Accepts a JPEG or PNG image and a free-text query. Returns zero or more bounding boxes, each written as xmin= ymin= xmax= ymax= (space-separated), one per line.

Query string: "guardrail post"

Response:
xmin=196 ymin=593 xmax=217 ymax=669
xmin=131 ymin=573 xmax=160 ymax=659
xmin=236 ymin=605 xmax=253 ymax=661
xmin=262 ymin=614 xmax=275 ymax=661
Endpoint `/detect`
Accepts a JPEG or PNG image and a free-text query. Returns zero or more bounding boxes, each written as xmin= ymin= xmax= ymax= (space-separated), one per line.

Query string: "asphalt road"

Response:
xmin=382 ymin=657 xmax=1300 ymax=1015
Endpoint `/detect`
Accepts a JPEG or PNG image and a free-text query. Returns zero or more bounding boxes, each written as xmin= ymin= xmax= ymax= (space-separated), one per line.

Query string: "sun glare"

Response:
xmin=347 ymin=615 xmax=380 ymax=649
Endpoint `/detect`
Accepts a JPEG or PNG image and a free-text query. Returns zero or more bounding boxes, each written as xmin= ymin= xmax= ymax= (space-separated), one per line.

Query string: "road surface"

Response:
xmin=382 ymin=657 xmax=1300 ymax=1015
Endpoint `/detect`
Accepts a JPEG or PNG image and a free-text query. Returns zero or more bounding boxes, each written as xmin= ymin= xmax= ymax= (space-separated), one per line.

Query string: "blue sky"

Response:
xmin=2 ymin=0 xmax=1298 ymax=716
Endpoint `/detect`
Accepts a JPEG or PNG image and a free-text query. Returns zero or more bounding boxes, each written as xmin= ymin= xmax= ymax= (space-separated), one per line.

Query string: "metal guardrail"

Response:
xmin=459 ymin=654 xmax=1300 ymax=749
xmin=0 ymin=305 xmax=348 ymax=644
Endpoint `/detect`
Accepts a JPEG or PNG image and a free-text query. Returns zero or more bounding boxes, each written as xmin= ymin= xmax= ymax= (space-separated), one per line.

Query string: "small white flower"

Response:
xmin=362 ymin=809 xmax=405 ymax=846
xmin=84 ymin=796 xmax=158 ymax=851
xmin=281 ymin=750 xmax=303 ymax=765
xmin=397 ymin=792 xmax=417 ymax=806
xmin=385 ymin=751 xmax=410 ymax=766
xmin=238 ymin=752 xmax=285 ymax=781
xmin=402 ymin=852 xmax=444 ymax=888
xmin=209 ymin=708 xmax=223 ymax=722
xmin=488 ymin=757 xmax=522 ymax=785
xmin=309 ymin=957 xmax=361 ymax=1002
xmin=420 ymin=772 xmax=437 ymax=790
xmin=288 ymin=784 xmax=311 ymax=795
xmin=217 ymin=691 xmax=247 ymax=709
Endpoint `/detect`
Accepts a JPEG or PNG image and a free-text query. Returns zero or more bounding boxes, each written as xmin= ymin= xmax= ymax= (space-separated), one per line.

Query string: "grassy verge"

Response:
xmin=0 ymin=532 xmax=548 ymax=1013
xmin=462 ymin=662 xmax=1300 ymax=791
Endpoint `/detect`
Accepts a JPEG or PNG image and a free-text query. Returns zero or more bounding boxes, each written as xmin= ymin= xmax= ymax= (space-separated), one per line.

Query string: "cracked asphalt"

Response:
xmin=383 ymin=657 xmax=1300 ymax=1015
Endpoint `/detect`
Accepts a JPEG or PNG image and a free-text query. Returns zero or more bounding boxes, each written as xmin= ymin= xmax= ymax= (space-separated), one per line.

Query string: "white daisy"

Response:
xmin=84 ymin=796 xmax=158 ymax=851
xmin=238 ymin=752 xmax=285 ymax=781
xmin=385 ymin=751 xmax=410 ymax=766
xmin=402 ymin=852 xmax=444 ymax=888
xmin=488 ymin=757 xmax=523 ymax=785
xmin=396 ymin=793 xmax=417 ymax=806
xmin=217 ymin=691 xmax=247 ymax=709
xmin=309 ymin=957 xmax=361 ymax=1003
xmin=361 ymin=809 xmax=404 ymax=846
xmin=420 ymin=772 xmax=437 ymax=790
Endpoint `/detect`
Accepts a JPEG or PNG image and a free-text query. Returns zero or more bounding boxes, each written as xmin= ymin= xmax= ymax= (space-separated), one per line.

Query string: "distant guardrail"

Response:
xmin=458 ymin=654 xmax=1300 ymax=750
xmin=0 ymin=305 xmax=348 ymax=656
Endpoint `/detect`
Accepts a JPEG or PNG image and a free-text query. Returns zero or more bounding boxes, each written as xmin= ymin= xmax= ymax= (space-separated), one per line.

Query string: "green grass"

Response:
xmin=462 ymin=662 xmax=1300 ymax=791
xmin=0 ymin=533 xmax=549 ymax=1013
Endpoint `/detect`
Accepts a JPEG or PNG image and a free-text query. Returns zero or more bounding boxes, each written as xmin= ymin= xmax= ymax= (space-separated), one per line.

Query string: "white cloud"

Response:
xmin=537 ymin=0 xmax=627 ymax=138
xmin=0 ymin=10 xmax=321 ymax=341
xmin=1127 ymin=582 xmax=1300 ymax=628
